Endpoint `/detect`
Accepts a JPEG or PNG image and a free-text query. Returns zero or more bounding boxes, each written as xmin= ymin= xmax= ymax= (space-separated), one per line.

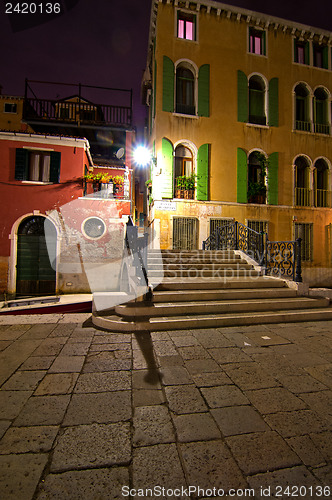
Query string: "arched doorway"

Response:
xmin=16 ymin=216 xmax=57 ymax=297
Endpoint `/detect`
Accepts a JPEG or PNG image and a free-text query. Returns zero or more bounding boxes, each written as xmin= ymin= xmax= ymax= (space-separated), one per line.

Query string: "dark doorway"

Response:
xmin=16 ymin=216 xmax=57 ymax=297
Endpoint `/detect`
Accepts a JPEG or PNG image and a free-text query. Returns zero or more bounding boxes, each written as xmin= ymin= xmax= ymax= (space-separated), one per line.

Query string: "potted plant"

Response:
xmin=184 ymin=174 xmax=196 ymax=199
xmin=247 ymin=153 xmax=268 ymax=204
xmin=248 ymin=180 xmax=266 ymax=204
xmin=175 ymin=176 xmax=186 ymax=198
xmin=113 ymin=175 xmax=124 ymax=196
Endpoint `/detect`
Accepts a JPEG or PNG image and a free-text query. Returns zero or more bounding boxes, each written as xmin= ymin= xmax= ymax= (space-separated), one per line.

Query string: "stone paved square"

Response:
xmin=0 ymin=316 xmax=331 ymax=500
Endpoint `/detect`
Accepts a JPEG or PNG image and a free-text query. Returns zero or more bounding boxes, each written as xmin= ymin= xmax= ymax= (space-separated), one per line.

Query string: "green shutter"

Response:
xmin=322 ymin=46 xmax=329 ymax=69
xmin=262 ymin=31 xmax=266 ymax=55
xmin=197 ymin=144 xmax=209 ymax=201
xmin=293 ymin=39 xmax=297 ymax=62
xmin=15 ymin=148 xmax=29 ymax=181
xmin=268 ymin=152 xmax=278 ymax=205
xmin=304 ymin=41 xmax=310 ymax=65
xmin=153 ymin=59 xmax=157 ymax=118
xmin=237 ymin=148 xmax=247 ymax=203
xmin=268 ymin=77 xmax=279 ymax=127
xmin=161 ymin=138 xmax=173 ymax=198
xmin=237 ymin=70 xmax=248 ymax=122
xmin=49 ymin=152 xmax=61 ymax=183
xmin=162 ymin=56 xmax=174 ymax=112
xmin=198 ymin=64 xmax=210 ymax=117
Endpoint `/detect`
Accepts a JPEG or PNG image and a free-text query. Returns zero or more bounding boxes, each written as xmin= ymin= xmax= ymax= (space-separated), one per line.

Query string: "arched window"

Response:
xmin=247 ymin=151 xmax=266 ymax=204
xmin=174 ymin=144 xmax=194 ymax=198
xmin=248 ymin=75 xmax=266 ymax=125
xmin=314 ymin=159 xmax=329 ymax=207
xmin=294 ymin=156 xmax=311 ymax=206
xmin=176 ymin=65 xmax=195 ymax=115
xmin=294 ymin=83 xmax=311 ymax=131
xmin=313 ymin=88 xmax=330 ymax=134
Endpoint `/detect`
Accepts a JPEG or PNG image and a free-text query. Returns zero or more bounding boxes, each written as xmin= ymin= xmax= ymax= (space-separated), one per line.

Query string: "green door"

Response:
xmin=16 ymin=216 xmax=56 ymax=296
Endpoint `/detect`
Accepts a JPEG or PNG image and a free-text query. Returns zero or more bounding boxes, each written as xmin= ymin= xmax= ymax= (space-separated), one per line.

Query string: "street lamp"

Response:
xmin=133 ymin=145 xmax=152 ymax=167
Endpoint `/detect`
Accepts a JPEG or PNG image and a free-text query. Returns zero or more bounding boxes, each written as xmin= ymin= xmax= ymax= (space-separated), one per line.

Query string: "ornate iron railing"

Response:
xmin=203 ymin=220 xmax=302 ymax=282
xmin=265 ymin=239 xmax=302 ymax=282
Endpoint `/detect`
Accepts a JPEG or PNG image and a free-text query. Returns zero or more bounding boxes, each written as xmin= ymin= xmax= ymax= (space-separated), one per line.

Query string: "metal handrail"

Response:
xmin=202 ymin=220 xmax=302 ymax=282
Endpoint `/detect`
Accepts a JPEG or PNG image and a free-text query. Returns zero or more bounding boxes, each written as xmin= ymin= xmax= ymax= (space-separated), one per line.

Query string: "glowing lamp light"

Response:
xmin=133 ymin=145 xmax=151 ymax=166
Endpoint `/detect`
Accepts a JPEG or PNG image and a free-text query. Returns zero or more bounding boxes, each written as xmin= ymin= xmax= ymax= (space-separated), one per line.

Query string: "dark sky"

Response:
xmin=1 ymin=0 xmax=331 ymax=133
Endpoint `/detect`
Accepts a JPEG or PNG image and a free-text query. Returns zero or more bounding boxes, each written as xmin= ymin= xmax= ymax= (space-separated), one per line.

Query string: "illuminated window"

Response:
xmin=177 ymin=12 xmax=196 ymax=41
xmin=249 ymin=28 xmax=266 ymax=56
xmin=294 ymin=39 xmax=309 ymax=65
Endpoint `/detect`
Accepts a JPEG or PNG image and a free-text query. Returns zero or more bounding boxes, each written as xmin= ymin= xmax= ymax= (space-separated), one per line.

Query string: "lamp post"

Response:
xmin=133 ymin=145 xmax=153 ymax=229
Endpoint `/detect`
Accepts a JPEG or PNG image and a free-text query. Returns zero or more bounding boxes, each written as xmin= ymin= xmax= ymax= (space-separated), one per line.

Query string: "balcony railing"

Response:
xmin=23 ymin=97 xmax=132 ymax=127
xmin=295 ymin=187 xmax=311 ymax=207
xmin=295 ymin=120 xmax=311 ymax=132
xmin=314 ymin=123 xmax=330 ymax=135
xmin=314 ymin=189 xmax=331 ymax=207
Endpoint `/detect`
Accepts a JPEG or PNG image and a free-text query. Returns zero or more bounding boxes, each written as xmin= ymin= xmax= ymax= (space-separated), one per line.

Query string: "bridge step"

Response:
xmin=93 ymin=307 xmax=332 ymax=332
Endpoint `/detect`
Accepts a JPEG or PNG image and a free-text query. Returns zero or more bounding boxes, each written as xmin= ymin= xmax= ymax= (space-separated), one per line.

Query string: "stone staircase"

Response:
xmin=92 ymin=249 xmax=332 ymax=331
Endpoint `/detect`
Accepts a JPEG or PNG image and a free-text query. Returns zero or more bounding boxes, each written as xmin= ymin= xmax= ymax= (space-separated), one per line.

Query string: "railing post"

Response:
xmin=259 ymin=231 xmax=265 ymax=268
xmin=234 ymin=221 xmax=238 ymax=250
xmin=295 ymin=238 xmax=302 ymax=282
xmin=264 ymin=236 xmax=268 ymax=275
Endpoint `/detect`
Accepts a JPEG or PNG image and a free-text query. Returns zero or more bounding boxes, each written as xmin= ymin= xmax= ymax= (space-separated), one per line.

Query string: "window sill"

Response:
xmin=176 ymin=37 xmax=198 ymax=44
xmin=246 ymin=123 xmax=269 ymax=129
xmin=292 ymin=129 xmax=331 ymax=137
xmin=21 ymin=181 xmax=53 ymax=185
xmin=247 ymin=52 xmax=267 ymax=58
xmin=172 ymin=112 xmax=199 ymax=119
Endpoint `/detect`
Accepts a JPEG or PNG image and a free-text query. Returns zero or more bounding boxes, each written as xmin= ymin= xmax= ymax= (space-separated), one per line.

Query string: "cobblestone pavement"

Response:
xmin=0 ymin=314 xmax=331 ymax=499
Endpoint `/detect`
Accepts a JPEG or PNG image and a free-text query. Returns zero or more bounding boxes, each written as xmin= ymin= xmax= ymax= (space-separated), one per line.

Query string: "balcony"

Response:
xmin=23 ymin=80 xmax=132 ymax=129
xmin=314 ymin=189 xmax=331 ymax=208
xmin=314 ymin=123 xmax=330 ymax=135
xmin=295 ymin=120 xmax=311 ymax=132
xmin=295 ymin=187 xmax=311 ymax=206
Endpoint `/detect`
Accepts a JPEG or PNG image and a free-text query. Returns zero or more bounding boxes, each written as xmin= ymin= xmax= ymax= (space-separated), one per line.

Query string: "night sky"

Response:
xmin=1 ymin=0 xmax=331 ymax=134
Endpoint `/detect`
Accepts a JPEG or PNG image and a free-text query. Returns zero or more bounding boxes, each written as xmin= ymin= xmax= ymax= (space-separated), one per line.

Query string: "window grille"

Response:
xmin=209 ymin=218 xmax=234 ymax=235
xmin=173 ymin=217 xmax=198 ymax=250
xmin=294 ymin=223 xmax=313 ymax=261
xmin=247 ymin=220 xmax=268 ymax=235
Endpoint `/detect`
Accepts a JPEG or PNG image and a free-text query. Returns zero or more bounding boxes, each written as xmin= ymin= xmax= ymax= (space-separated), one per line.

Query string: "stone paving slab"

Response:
xmin=36 ymin=467 xmax=129 ymax=500
xmin=50 ymin=422 xmax=131 ymax=472
xmin=0 ymin=453 xmax=48 ymax=500
xmin=0 ymin=315 xmax=331 ymax=499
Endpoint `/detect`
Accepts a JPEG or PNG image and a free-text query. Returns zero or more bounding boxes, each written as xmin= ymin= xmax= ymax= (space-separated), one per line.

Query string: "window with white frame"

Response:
xmin=177 ymin=11 xmax=196 ymax=41
xmin=313 ymin=87 xmax=330 ymax=134
xmin=314 ymin=158 xmax=330 ymax=207
xmin=249 ymin=27 xmax=266 ymax=56
xmin=175 ymin=63 xmax=195 ymax=115
xmin=15 ymin=148 xmax=61 ymax=183
xmin=248 ymin=75 xmax=266 ymax=125
xmin=294 ymin=156 xmax=311 ymax=207
xmin=294 ymin=83 xmax=311 ymax=132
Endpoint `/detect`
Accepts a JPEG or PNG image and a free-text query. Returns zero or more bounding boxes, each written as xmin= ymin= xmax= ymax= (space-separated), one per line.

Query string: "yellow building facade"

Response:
xmin=144 ymin=0 xmax=332 ymax=286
